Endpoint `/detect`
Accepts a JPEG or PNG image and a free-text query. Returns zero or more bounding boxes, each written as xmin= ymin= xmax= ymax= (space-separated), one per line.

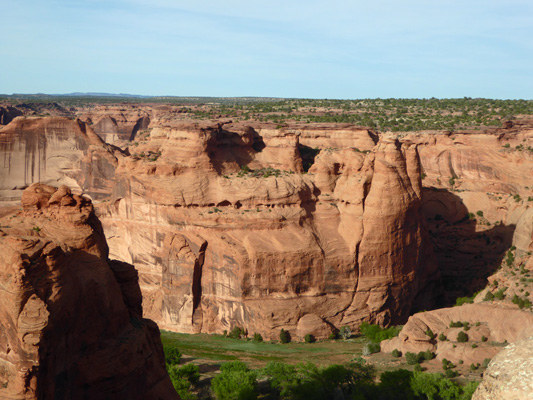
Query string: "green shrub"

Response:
xmin=484 ymin=291 xmax=495 ymax=301
xmin=228 ymin=326 xmax=246 ymax=339
xmin=494 ymin=289 xmax=506 ymax=300
xmin=419 ymin=350 xmax=435 ymax=361
xmin=261 ymin=360 xmax=376 ymax=400
xmin=304 ymin=334 xmax=315 ymax=343
xmin=445 ymin=369 xmax=459 ymax=378
xmin=168 ymin=363 xmax=200 ymax=385
xmin=164 ymin=345 xmax=182 ymax=366
xmin=362 ymin=342 xmax=381 ymax=356
xmin=449 ymin=321 xmax=463 ymax=328
xmin=359 ymin=322 xmax=401 ymax=343
xmin=280 ymin=329 xmax=290 ymax=343
xmin=438 ymin=333 xmax=447 ymax=341
xmin=482 ymin=358 xmax=491 ymax=368
xmin=167 ymin=364 xmax=200 ymax=400
xmin=425 ymin=328 xmax=435 ymax=340
xmin=405 ymin=352 xmax=420 ymax=365
xmin=391 ymin=349 xmax=402 ymax=358
xmin=454 ymin=296 xmax=474 ymax=306
xmin=457 ymin=331 xmax=469 ymax=343
xmin=253 ymin=333 xmax=263 ymax=342
xmin=211 ymin=361 xmax=258 ymax=400
xmin=481 ymin=335 xmax=487 ymax=342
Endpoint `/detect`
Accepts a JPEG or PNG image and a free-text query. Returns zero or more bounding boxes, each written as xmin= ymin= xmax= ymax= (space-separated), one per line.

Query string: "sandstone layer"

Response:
xmin=0 ymin=184 xmax=176 ymax=399
xmin=97 ymin=120 xmax=439 ymax=339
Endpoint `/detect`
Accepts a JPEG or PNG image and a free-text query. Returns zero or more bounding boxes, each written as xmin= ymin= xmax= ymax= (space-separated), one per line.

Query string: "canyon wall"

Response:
xmin=1 ymin=109 xmax=531 ymax=341
xmin=97 ymin=120 xmax=439 ymax=338
xmin=0 ymin=184 xmax=176 ymax=399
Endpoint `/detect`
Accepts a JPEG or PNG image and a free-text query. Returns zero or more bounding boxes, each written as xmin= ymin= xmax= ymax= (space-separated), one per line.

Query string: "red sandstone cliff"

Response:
xmin=96 ymin=121 xmax=439 ymax=339
xmin=0 ymin=184 xmax=177 ymax=399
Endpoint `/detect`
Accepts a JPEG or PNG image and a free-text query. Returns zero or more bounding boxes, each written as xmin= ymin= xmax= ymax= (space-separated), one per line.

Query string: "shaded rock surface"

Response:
xmin=0 ymin=184 xmax=177 ymax=399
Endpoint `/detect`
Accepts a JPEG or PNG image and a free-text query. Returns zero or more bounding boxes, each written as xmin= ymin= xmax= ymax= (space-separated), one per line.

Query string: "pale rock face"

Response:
xmin=0 ymin=117 xmax=121 ymax=201
xmin=473 ymin=336 xmax=533 ymax=400
xmin=0 ymin=184 xmax=176 ymax=400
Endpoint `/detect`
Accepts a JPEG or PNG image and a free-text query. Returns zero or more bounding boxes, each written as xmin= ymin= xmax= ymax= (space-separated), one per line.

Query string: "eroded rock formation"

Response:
xmin=97 ymin=120 xmax=439 ymax=339
xmin=0 ymin=184 xmax=176 ymax=399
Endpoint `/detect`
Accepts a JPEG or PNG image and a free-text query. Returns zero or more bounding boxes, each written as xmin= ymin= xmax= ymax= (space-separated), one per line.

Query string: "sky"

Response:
xmin=2 ymin=0 xmax=532 ymax=99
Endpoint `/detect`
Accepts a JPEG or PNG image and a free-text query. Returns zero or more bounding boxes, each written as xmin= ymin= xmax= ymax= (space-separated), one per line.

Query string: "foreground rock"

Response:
xmin=473 ymin=336 xmax=533 ymax=400
xmin=0 ymin=184 xmax=177 ymax=399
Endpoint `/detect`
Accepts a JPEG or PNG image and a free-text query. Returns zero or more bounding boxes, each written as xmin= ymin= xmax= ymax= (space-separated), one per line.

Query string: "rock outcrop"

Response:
xmin=472 ymin=336 xmax=533 ymax=400
xmin=0 ymin=184 xmax=177 ymax=399
xmin=381 ymin=303 xmax=533 ymax=365
xmin=0 ymin=117 xmax=121 ymax=201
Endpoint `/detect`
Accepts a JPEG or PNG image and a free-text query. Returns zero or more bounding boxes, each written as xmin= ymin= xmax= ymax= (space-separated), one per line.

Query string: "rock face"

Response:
xmin=0 ymin=117 xmax=121 ymax=201
xmin=0 ymin=184 xmax=176 ymax=399
xmin=98 ymin=120 xmax=439 ymax=339
xmin=472 ymin=336 xmax=533 ymax=400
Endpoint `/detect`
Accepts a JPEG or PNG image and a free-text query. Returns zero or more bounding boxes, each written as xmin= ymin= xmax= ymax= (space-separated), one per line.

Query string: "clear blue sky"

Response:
xmin=2 ymin=0 xmax=532 ymax=99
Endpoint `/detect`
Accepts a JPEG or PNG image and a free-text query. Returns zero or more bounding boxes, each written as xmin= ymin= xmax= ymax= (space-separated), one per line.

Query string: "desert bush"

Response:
xmin=482 ymin=358 xmax=492 ymax=368
xmin=457 ymin=331 xmax=469 ymax=343
xmin=253 ymin=333 xmax=263 ymax=342
xmin=484 ymin=291 xmax=495 ymax=301
xmin=362 ymin=342 xmax=380 ymax=356
xmin=425 ymin=328 xmax=436 ymax=340
xmin=391 ymin=349 xmax=402 ymax=357
xmin=339 ymin=326 xmax=352 ymax=340
xmin=279 ymin=329 xmax=291 ymax=343
xmin=227 ymin=326 xmax=245 ymax=339
xmin=438 ymin=333 xmax=447 ymax=341
xmin=304 ymin=334 xmax=315 ymax=343
xmin=481 ymin=335 xmax=487 ymax=342
xmin=405 ymin=352 xmax=420 ymax=365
